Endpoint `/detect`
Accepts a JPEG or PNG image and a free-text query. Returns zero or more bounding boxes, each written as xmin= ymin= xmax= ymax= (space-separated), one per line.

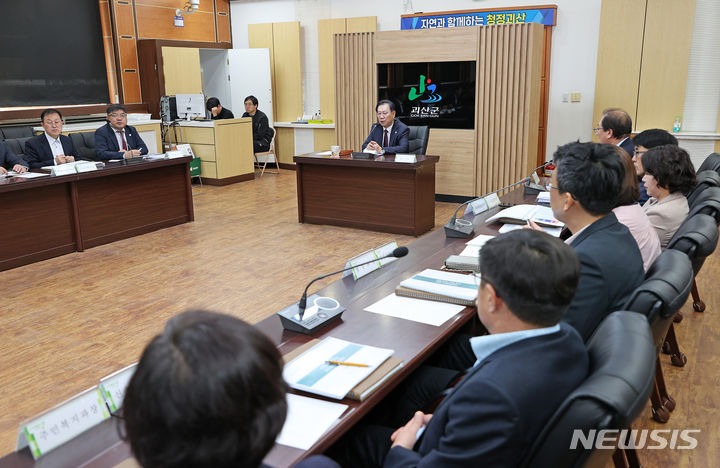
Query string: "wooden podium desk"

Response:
xmin=0 ymin=157 xmax=194 ymax=272
xmin=0 ymin=188 xmax=533 ymax=468
xmin=293 ymin=153 xmax=439 ymax=236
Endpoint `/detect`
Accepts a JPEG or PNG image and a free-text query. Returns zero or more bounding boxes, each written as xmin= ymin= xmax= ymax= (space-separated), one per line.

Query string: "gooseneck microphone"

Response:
xmin=444 ymin=178 xmax=530 ymax=238
xmin=277 ymin=246 xmax=410 ymax=334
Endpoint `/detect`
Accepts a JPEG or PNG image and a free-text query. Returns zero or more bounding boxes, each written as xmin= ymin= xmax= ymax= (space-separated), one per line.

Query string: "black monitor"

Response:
xmin=377 ymin=61 xmax=476 ymax=130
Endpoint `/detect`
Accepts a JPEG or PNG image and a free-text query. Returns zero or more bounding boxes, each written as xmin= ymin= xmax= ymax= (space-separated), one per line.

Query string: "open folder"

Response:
xmin=283 ymin=338 xmax=403 ymax=401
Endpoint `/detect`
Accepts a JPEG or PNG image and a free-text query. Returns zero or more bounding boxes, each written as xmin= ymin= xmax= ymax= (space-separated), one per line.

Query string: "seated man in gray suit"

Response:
xmin=362 ymin=100 xmax=409 ymax=154
xmin=331 ymin=230 xmax=589 ymax=467
xmin=0 ymin=140 xmax=29 ymax=175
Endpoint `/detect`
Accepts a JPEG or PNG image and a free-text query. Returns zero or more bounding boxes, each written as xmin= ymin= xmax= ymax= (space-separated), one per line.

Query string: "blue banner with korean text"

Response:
xmin=400 ymin=8 xmax=556 ymax=30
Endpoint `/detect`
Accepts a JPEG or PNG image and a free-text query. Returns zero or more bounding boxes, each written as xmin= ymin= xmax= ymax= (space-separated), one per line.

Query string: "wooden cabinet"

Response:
xmin=171 ymin=119 xmax=254 ymax=185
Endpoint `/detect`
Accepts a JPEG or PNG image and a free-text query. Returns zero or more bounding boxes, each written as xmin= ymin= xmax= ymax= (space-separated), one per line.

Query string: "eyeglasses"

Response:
xmin=546 ymin=182 xmax=559 ymax=191
xmin=44 ymin=120 xmax=62 ymax=127
xmin=376 ymin=111 xmax=391 ymax=116
xmin=592 ymin=127 xmax=602 ymax=134
xmin=633 ymin=150 xmax=647 ymax=157
xmin=109 ymin=113 xmax=127 ymax=118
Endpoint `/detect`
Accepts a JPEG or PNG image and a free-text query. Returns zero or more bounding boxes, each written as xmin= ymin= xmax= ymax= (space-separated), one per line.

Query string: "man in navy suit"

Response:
xmin=361 ymin=100 xmax=409 ymax=154
xmin=532 ymin=141 xmax=645 ymax=340
xmin=332 ymin=230 xmax=589 ymax=467
xmin=23 ymin=109 xmax=78 ymax=169
xmin=595 ymin=108 xmax=634 ymax=160
xmin=94 ymin=104 xmax=149 ymax=161
xmin=0 ymin=140 xmax=29 ymax=175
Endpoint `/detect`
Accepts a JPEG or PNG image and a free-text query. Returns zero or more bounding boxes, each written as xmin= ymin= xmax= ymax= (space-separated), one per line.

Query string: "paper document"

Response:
xmin=465 ymin=234 xmax=495 ymax=248
xmin=283 ymin=337 xmax=394 ymax=400
xmin=536 ymin=192 xmax=551 ymax=204
xmin=12 ymin=172 xmax=50 ymax=179
xmin=498 ymin=223 xmax=562 ymax=237
xmin=316 ymin=150 xmax=332 ymax=155
xmin=275 ymin=394 xmax=348 ymax=450
xmin=365 ymin=294 xmax=465 ymax=326
xmin=399 ymin=269 xmax=480 ymax=302
xmin=460 ymin=245 xmax=481 ymax=258
xmin=486 ymin=204 xmax=564 ymax=228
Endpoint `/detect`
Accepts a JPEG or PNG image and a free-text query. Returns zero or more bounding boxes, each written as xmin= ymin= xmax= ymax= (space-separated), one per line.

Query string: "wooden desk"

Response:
xmin=0 ymin=188 xmax=531 ymax=468
xmin=0 ymin=158 xmax=194 ymax=272
xmin=294 ymin=153 xmax=439 ymax=236
xmin=170 ymin=119 xmax=254 ymax=185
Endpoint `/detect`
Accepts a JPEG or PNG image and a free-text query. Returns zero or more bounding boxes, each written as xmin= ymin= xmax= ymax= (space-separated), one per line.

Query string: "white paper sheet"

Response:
xmin=465 ymin=234 xmax=495 ymax=247
xmin=315 ymin=150 xmax=332 ymax=155
xmin=10 ymin=172 xmax=50 ymax=179
xmin=364 ymin=294 xmax=465 ymax=327
xmin=275 ymin=394 xmax=348 ymax=450
xmin=460 ymin=245 xmax=481 ymax=257
xmin=498 ymin=223 xmax=562 ymax=237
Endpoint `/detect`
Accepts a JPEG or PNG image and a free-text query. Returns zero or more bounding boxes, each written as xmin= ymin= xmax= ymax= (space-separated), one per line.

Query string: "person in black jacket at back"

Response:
xmin=242 ymin=95 xmax=274 ymax=153
xmin=206 ymin=97 xmax=234 ymax=120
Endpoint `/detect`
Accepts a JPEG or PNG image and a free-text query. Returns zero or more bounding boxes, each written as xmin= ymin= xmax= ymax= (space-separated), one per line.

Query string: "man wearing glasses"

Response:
xmin=24 ymin=109 xmax=78 ymax=168
xmin=94 ymin=104 xmax=149 ymax=161
xmin=362 ymin=100 xmax=409 ymax=154
xmin=594 ymin=108 xmax=634 ymax=158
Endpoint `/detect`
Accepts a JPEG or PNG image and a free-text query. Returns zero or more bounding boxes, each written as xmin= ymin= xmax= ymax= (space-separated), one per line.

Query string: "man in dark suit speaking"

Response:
xmin=332 ymin=230 xmax=589 ymax=467
xmin=94 ymin=104 xmax=149 ymax=161
xmin=361 ymin=100 xmax=409 ymax=154
xmin=24 ymin=109 xmax=78 ymax=169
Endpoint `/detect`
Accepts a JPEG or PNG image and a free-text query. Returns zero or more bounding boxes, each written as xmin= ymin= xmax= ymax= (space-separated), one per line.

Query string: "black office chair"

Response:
xmin=696 ymin=152 xmax=720 ymax=174
xmin=69 ymin=132 xmax=97 ymax=161
xmin=0 ymin=126 xmax=33 ymax=141
xmin=3 ymin=137 xmax=34 ymax=160
xmin=518 ymin=311 xmax=655 ymax=468
xmin=623 ymin=250 xmax=693 ymax=423
xmin=686 ymin=171 xmax=720 ymax=207
xmin=406 ymin=125 xmax=429 ymax=155
xmin=667 ymin=212 xmax=719 ymax=314
xmin=687 ymin=186 xmax=720 ymax=224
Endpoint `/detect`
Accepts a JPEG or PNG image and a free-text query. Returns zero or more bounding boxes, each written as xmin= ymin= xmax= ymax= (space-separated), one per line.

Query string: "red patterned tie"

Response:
xmin=383 ymin=129 xmax=388 ymax=148
xmin=119 ymin=131 xmax=127 ymax=150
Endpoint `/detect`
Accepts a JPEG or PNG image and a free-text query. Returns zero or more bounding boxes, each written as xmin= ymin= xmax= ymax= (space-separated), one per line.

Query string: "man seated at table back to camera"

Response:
xmin=206 ymin=96 xmax=234 ymax=120
xmin=0 ymin=140 xmax=29 ymax=175
xmin=331 ymin=230 xmax=589 ymax=468
xmin=242 ymin=95 xmax=275 ymax=153
xmin=122 ymin=310 xmax=339 ymax=468
xmin=94 ymin=104 xmax=149 ymax=161
xmin=23 ymin=109 xmax=77 ymax=169
xmin=530 ymin=141 xmax=644 ymax=341
xmin=361 ymin=100 xmax=409 ymax=155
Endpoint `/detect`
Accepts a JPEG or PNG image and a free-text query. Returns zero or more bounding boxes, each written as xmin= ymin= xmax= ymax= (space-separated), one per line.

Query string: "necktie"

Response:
xmin=383 ymin=129 xmax=388 ymax=148
xmin=118 ymin=131 xmax=127 ymax=150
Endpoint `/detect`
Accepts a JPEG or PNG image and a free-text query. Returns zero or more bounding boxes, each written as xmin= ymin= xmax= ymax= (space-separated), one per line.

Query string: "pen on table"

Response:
xmin=326 ymin=360 xmax=369 ymax=367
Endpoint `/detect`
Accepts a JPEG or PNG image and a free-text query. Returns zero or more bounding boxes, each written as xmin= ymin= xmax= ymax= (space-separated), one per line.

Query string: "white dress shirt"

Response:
xmin=44 ymin=132 xmax=65 ymax=166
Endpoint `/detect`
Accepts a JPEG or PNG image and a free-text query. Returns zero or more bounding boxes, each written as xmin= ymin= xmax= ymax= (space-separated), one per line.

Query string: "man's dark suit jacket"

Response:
xmin=0 ymin=140 xmax=29 ymax=169
xmin=619 ymin=137 xmax=635 ymax=159
xmin=361 ymin=120 xmax=410 ymax=154
xmin=23 ymin=134 xmax=77 ymax=169
xmin=94 ymin=122 xmax=149 ymax=161
xmin=564 ymin=213 xmax=644 ymax=341
xmin=385 ymin=323 xmax=589 ymax=467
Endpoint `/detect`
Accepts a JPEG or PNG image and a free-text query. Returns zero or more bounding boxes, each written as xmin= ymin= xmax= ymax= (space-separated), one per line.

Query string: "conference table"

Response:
xmin=294 ymin=153 xmax=439 ymax=236
xmin=0 ymin=187 xmax=534 ymax=468
xmin=0 ymin=157 xmax=195 ymax=272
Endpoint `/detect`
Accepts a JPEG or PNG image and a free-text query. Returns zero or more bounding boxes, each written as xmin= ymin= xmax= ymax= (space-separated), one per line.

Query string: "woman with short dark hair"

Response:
xmin=123 ymin=310 xmax=338 ymax=468
xmin=641 ymin=145 xmax=696 ymax=247
xmin=611 ymin=146 xmax=661 ymax=271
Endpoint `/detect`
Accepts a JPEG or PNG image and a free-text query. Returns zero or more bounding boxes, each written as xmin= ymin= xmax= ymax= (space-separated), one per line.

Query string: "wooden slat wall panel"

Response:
xmin=476 ymin=23 xmax=543 ymax=196
xmin=636 ymin=0 xmax=695 ymax=130
xmin=318 ymin=18 xmax=346 ymax=120
xmin=592 ymin=0 xmax=646 ymax=138
xmin=334 ymin=32 xmax=376 ymax=151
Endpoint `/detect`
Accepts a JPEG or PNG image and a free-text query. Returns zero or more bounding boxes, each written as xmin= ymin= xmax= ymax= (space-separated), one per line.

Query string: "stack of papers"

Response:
xmin=398 ymin=269 xmax=479 ymax=303
xmin=486 ymin=204 xmax=564 ymax=228
xmin=283 ymin=337 xmax=394 ymax=400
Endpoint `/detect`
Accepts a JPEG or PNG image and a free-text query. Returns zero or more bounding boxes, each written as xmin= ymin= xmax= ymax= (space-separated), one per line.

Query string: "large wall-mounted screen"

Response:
xmin=378 ymin=61 xmax=476 ymax=130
